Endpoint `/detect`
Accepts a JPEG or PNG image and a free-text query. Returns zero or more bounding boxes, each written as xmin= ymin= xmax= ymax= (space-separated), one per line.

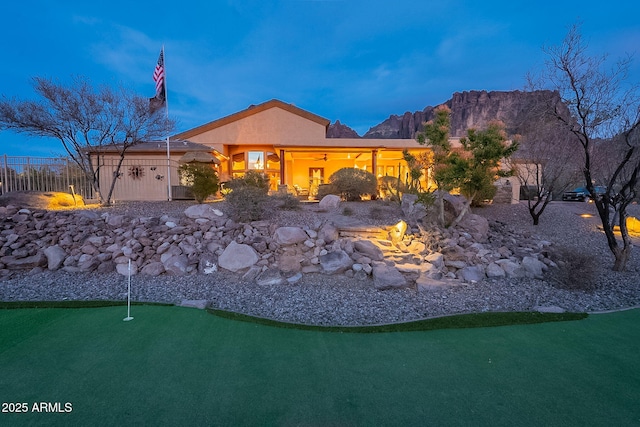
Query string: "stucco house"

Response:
xmin=90 ymin=99 xmax=519 ymax=203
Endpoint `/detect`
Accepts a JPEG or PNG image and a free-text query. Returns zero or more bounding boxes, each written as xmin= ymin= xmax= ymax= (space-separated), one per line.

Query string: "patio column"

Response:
xmin=372 ymin=149 xmax=377 ymax=176
xmin=279 ymin=149 xmax=285 ymax=185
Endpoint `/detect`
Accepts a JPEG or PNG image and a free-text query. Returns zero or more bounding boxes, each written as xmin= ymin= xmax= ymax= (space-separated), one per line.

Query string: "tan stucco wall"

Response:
xmin=94 ymin=154 xmax=192 ymax=202
xmin=183 ymin=107 xmax=327 ymax=150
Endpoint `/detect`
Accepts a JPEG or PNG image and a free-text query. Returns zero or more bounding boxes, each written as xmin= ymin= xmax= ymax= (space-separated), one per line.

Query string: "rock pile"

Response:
xmin=0 ymin=198 xmax=556 ymax=290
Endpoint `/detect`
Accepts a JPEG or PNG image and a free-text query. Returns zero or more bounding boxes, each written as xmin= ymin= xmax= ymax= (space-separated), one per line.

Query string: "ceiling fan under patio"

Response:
xmin=314 ymin=154 xmax=328 ymax=161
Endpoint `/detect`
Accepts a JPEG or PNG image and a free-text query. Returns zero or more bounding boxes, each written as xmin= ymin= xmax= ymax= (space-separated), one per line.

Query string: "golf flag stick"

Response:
xmin=124 ymin=259 xmax=134 ymax=321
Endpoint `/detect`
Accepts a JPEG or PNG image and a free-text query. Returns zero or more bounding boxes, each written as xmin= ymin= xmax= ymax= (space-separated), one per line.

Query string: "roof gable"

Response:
xmin=173 ymin=99 xmax=330 ymax=140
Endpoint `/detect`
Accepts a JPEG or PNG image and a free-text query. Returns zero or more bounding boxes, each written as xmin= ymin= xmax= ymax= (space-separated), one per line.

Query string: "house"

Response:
xmin=91 ymin=99 xmax=519 ymax=203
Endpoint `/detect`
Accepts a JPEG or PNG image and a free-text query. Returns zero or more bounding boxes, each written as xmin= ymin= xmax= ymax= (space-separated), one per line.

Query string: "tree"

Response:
xmin=531 ymin=23 xmax=640 ymax=271
xmin=418 ymin=108 xmax=518 ymax=226
xmin=0 ymin=76 xmax=172 ymax=205
xmin=179 ymin=163 xmax=219 ymax=203
xmin=417 ymin=105 xmax=454 ymax=226
xmin=508 ymin=92 xmax=582 ymax=225
xmin=454 ymin=121 xmax=519 ymax=221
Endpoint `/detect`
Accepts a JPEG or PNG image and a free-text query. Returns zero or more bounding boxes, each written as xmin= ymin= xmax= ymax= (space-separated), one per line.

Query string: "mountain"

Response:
xmin=327 ymin=120 xmax=360 ymax=138
xmin=361 ymin=90 xmax=561 ymax=139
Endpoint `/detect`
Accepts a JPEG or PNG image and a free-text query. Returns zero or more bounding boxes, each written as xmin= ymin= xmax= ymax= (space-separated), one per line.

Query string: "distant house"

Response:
xmin=90 ymin=99 xmax=519 ymax=203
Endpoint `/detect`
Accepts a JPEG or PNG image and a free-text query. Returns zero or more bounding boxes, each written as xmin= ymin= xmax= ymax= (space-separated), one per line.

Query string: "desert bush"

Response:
xmin=272 ymin=193 xmax=301 ymax=210
xmin=225 ymin=170 xmax=269 ymax=194
xmin=549 ymin=246 xmax=598 ymax=292
xmin=342 ymin=206 xmax=354 ymax=216
xmin=178 ymin=164 xmax=219 ymax=203
xmin=316 ymin=183 xmax=337 ymax=200
xmin=329 ymin=168 xmax=377 ymax=201
xmin=224 ymin=186 xmax=272 ymax=222
xmin=378 ymin=175 xmax=406 ymax=202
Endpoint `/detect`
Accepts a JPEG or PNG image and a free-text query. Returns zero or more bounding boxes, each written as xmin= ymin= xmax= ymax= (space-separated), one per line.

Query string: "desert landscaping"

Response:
xmin=0 ymin=193 xmax=639 ymax=326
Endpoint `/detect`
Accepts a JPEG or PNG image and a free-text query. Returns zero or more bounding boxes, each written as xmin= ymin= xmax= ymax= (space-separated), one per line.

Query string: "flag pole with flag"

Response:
xmin=152 ymin=46 xmax=172 ymax=200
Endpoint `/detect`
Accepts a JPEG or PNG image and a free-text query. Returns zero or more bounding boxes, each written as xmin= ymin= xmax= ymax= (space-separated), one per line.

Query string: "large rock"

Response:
xmin=458 ymin=213 xmax=489 ymax=241
xmin=401 ymin=194 xmax=427 ymax=222
xmin=163 ymin=254 xmax=189 ymax=275
xmin=372 ymin=263 xmax=408 ymax=290
xmin=141 ymin=261 xmax=165 ymax=276
xmin=44 ymin=245 xmax=66 ymax=270
xmin=319 ymin=250 xmax=353 ymax=274
xmin=184 ymin=204 xmax=224 ymax=220
xmin=485 ymin=262 xmax=506 ymax=278
xmin=495 ymin=259 xmax=525 ymax=278
xmin=522 ymin=256 xmax=546 ymax=279
xmin=256 ymin=268 xmax=284 ymax=286
xmin=458 ymin=265 xmax=485 ymax=283
xmin=274 ymin=227 xmax=308 ymax=245
xmin=277 ymin=253 xmax=303 ymax=273
xmin=0 ymin=252 xmax=47 ymax=270
xmin=318 ymin=223 xmax=339 ymax=244
xmin=116 ymin=262 xmax=138 ymax=276
xmin=318 ymin=194 xmax=341 ymax=210
xmin=218 ymin=241 xmax=259 ymax=272
xmin=353 ymin=240 xmax=384 ymax=261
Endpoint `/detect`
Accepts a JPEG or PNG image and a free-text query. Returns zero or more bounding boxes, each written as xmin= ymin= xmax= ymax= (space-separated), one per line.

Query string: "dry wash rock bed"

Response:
xmin=1 ymin=198 xmax=639 ymax=326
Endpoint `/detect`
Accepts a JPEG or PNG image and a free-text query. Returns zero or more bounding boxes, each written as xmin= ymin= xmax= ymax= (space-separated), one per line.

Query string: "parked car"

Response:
xmin=562 ymin=186 xmax=606 ymax=202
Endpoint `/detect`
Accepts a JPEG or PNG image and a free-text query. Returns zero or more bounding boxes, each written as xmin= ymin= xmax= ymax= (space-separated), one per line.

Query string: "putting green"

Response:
xmin=1 ymin=306 xmax=639 ymax=426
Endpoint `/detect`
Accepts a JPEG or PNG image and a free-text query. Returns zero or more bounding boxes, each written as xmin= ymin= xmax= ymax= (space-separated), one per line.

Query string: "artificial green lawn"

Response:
xmin=1 ymin=305 xmax=639 ymax=426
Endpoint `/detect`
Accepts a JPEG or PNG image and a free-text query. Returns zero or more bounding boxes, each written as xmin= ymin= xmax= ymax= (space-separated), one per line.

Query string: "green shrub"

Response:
xmin=316 ymin=183 xmax=337 ymax=200
xmin=225 ymin=186 xmax=272 ymax=222
xmin=329 ymin=168 xmax=377 ymax=201
xmin=178 ymin=164 xmax=219 ymax=203
xmin=226 ymin=170 xmax=269 ymax=194
xmin=414 ymin=190 xmax=435 ymax=206
xmin=272 ymin=193 xmax=301 ymax=210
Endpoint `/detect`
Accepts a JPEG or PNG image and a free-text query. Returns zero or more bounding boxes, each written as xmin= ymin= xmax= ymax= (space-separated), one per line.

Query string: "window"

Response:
xmin=266 ymin=152 xmax=280 ymax=170
xmin=232 ymin=152 xmax=245 ymax=171
xmin=248 ymin=151 xmax=263 ymax=170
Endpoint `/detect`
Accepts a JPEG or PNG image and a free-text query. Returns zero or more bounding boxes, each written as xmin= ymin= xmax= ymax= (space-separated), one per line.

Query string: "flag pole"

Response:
xmin=163 ymin=45 xmax=172 ymax=201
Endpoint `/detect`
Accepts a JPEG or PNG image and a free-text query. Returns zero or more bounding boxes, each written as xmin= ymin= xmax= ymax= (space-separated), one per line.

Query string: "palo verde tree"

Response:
xmin=530 ymin=23 xmax=640 ymax=271
xmin=0 ymin=76 xmax=172 ymax=205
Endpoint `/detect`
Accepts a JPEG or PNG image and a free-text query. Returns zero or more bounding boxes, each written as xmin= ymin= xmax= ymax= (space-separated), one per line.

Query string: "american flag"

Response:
xmin=153 ymin=50 xmax=165 ymax=100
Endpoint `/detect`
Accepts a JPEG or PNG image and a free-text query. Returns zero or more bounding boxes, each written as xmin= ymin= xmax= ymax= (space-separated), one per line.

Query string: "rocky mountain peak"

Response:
xmin=327 ymin=120 xmax=361 ymax=138
xmin=361 ymin=90 xmax=561 ymax=139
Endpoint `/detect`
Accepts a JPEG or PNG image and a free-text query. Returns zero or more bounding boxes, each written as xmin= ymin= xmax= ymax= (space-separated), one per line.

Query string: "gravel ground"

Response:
xmin=1 ymin=200 xmax=639 ymax=326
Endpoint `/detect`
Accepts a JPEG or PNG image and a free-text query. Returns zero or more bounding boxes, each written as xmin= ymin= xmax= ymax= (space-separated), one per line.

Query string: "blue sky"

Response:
xmin=1 ymin=0 xmax=639 ymax=157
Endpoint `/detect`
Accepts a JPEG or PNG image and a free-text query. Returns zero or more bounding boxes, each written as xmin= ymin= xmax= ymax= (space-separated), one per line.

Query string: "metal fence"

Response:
xmin=0 ymin=155 xmax=193 ymax=202
xmin=0 ymin=155 xmax=94 ymax=199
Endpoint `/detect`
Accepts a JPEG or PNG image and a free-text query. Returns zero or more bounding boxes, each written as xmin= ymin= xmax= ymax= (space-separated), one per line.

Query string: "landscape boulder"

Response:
xmin=44 ymin=245 xmax=66 ymax=270
xmin=319 ymin=250 xmax=353 ymax=274
xmin=372 ymin=262 xmax=408 ymax=290
xmin=184 ymin=204 xmax=225 ymax=220
xmin=274 ymin=227 xmax=308 ymax=245
xmin=318 ymin=194 xmax=341 ymax=210
xmin=353 ymin=240 xmax=384 ymax=261
xmin=218 ymin=241 xmax=259 ymax=272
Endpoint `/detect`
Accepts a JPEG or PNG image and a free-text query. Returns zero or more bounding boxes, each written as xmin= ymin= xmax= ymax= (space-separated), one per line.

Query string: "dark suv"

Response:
xmin=562 ymin=186 xmax=606 ymax=202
